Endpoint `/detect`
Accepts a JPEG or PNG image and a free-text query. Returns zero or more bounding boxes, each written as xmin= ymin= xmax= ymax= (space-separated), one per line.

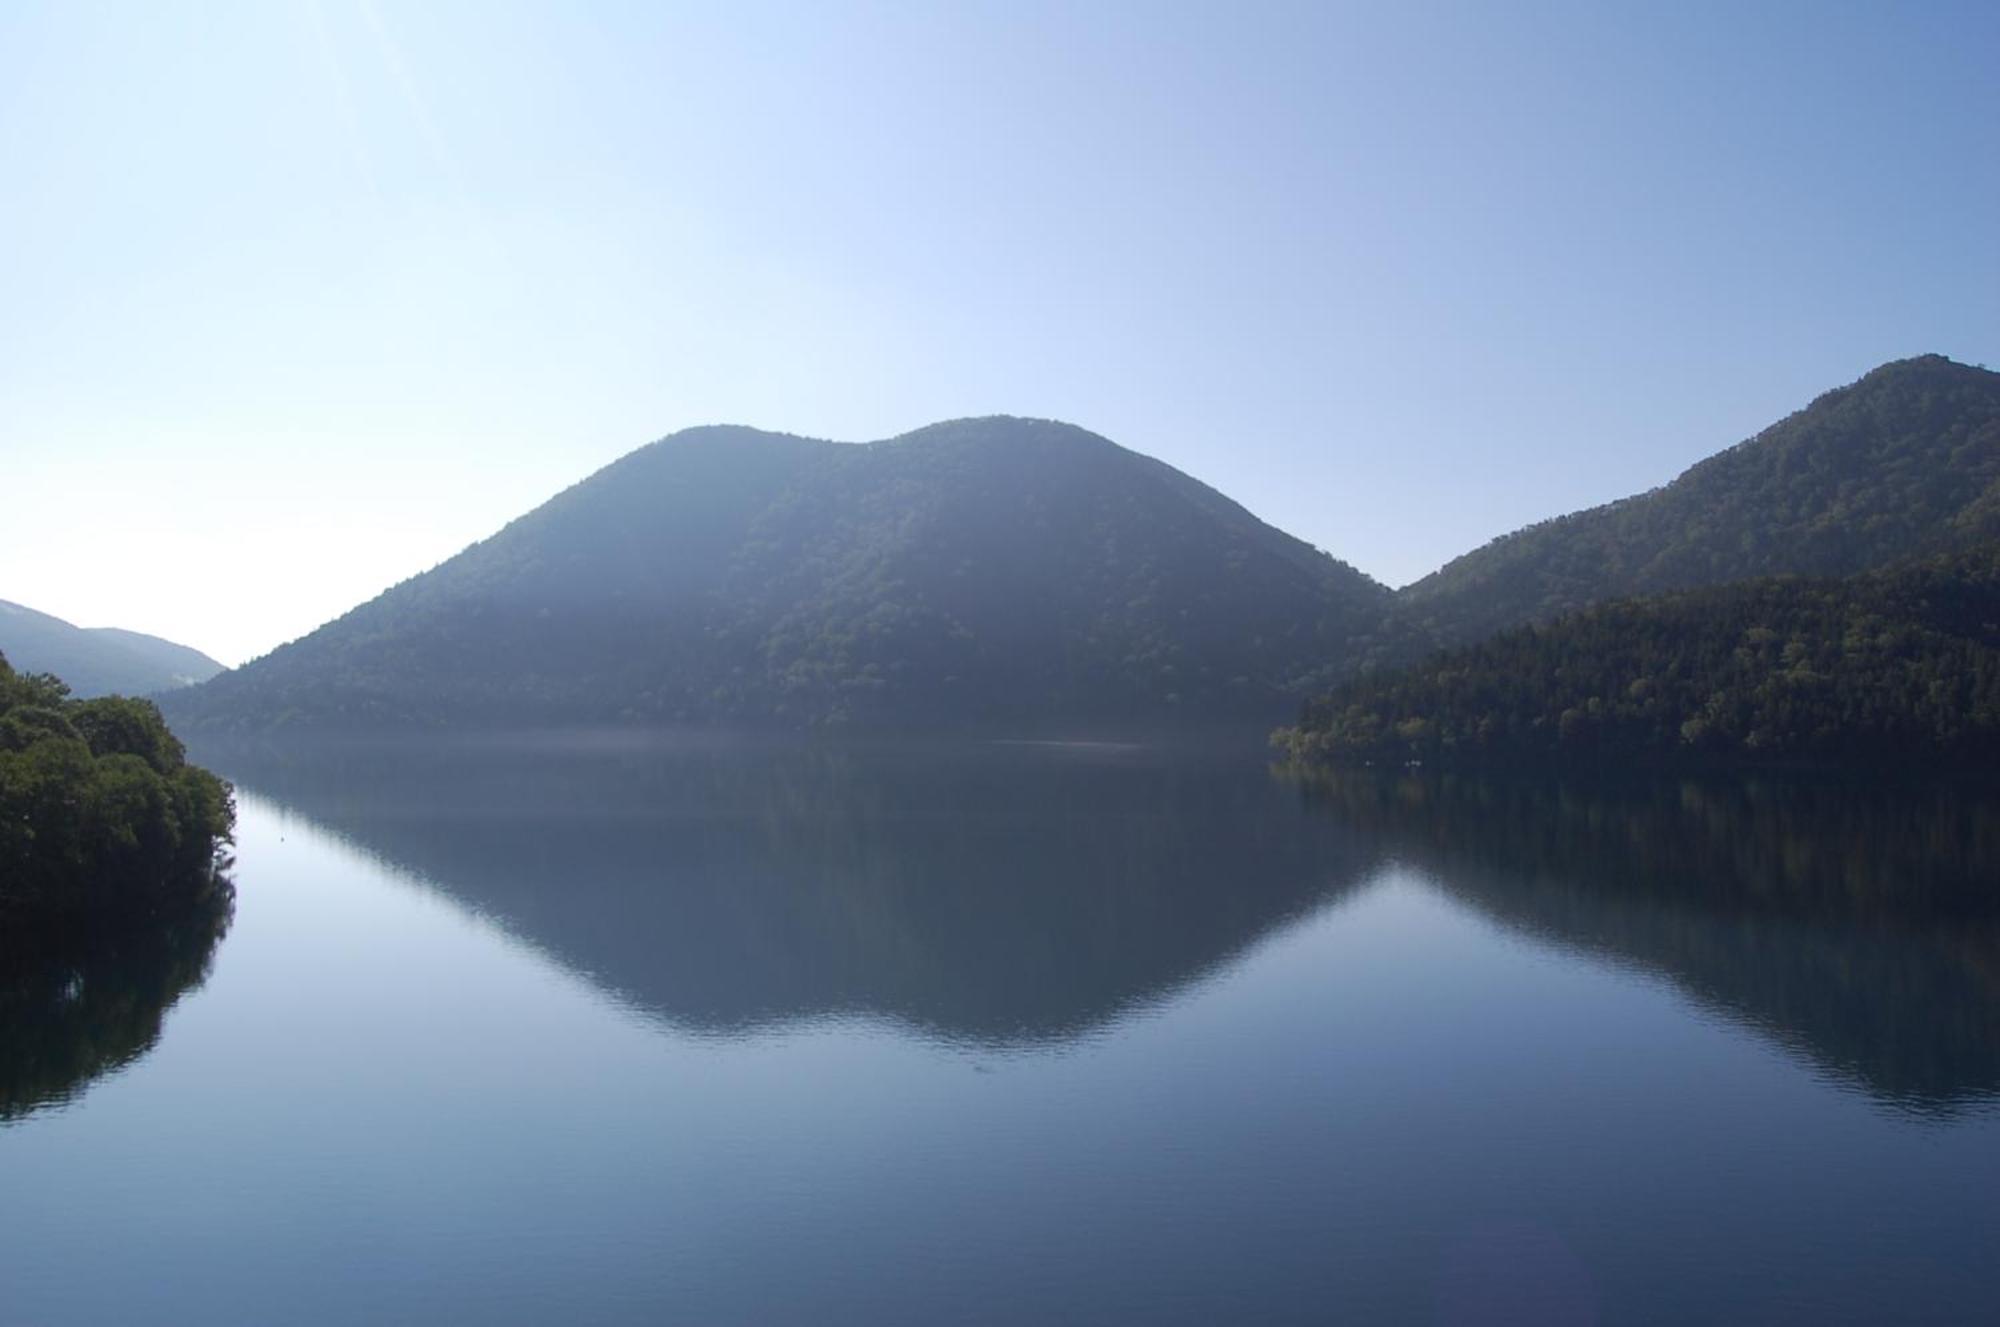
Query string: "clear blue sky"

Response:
xmin=4 ymin=0 xmax=1995 ymax=665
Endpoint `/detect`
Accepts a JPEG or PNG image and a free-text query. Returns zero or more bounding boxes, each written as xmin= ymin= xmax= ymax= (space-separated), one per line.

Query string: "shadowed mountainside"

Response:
xmin=1398 ymin=355 xmax=2000 ymax=647
xmin=1283 ymin=542 xmax=2000 ymax=765
xmin=162 ymin=357 xmax=2000 ymax=740
xmin=167 ymin=418 xmax=1389 ymax=734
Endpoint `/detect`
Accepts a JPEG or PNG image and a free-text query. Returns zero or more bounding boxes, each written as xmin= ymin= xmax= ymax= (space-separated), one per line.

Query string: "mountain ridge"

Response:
xmin=164 ymin=355 xmax=2000 ymax=737
xmin=167 ymin=416 xmax=1388 ymax=732
xmin=0 ymin=600 xmax=225 ymax=698
xmin=1395 ymin=354 xmax=2000 ymax=646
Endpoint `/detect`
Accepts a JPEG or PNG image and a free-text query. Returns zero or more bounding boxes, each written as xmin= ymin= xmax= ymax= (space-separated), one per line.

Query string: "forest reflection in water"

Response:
xmin=1293 ymin=766 xmax=2000 ymax=1113
xmin=0 ymin=895 xmax=233 ymax=1124
xmin=201 ymin=732 xmax=2000 ymax=1116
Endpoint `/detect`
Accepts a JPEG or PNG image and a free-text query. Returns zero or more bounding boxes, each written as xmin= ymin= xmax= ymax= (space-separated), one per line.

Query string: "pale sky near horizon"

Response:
xmin=4 ymin=1 xmax=1996 ymax=666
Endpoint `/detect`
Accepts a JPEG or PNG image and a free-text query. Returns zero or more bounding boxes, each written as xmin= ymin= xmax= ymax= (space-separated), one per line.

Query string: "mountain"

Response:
xmin=1396 ymin=355 xmax=2000 ymax=647
xmin=164 ymin=357 xmax=2000 ymax=737
xmin=167 ymin=417 xmax=1389 ymax=732
xmin=1280 ymin=543 xmax=2000 ymax=765
xmin=0 ymin=600 xmax=224 ymax=697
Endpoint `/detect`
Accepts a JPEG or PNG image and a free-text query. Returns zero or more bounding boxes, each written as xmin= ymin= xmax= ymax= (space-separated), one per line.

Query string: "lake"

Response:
xmin=4 ymin=736 xmax=1997 ymax=1324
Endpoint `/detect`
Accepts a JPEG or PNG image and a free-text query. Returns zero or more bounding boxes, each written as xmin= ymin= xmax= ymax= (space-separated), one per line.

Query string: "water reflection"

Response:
xmin=0 ymin=898 xmax=233 ymax=1123
xmin=1297 ymin=769 xmax=2000 ymax=1113
xmin=207 ymin=735 xmax=1377 ymax=1045
xmin=201 ymin=733 xmax=2000 ymax=1113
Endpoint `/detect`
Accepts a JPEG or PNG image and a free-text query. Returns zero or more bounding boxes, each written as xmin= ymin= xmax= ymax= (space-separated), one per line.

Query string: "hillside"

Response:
xmin=1397 ymin=355 xmax=2000 ymax=646
xmin=1280 ymin=544 xmax=2000 ymax=765
xmin=166 ymin=417 xmax=1389 ymax=732
xmin=0 ymin=600 xmax=224 ymax=698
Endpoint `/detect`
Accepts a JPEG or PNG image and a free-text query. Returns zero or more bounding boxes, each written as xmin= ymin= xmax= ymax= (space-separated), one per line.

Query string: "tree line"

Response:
xmin=0 ymin=650 xmax=234 ymax=928
xmin=1277 ymin=543 xmax=2000 ymax=766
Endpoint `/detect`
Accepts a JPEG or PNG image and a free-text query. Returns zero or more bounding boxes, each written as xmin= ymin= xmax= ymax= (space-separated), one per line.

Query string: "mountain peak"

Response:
xmin=1398 ymin=355 xmax=2000 ymax=644
xmin=1802 ymin=352 xmax=1993 ymax=411
xmin=890 ymin=414 xmax=1112 ymax=444
xmin=167 ymin=418 xmax=1387 ymax=732
xmin=1858 ymin=351 xmax=1981 ymax=379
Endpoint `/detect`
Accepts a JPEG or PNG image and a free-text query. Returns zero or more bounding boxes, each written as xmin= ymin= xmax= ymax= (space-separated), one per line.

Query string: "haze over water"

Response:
xmin=4 ymin=738 xmax=1995 ymax=1324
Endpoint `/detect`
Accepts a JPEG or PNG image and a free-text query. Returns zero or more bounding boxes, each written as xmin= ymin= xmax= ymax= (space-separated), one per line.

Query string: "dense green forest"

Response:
xmin=1278 ymin=544 xmax=2000 ymax=765
xmin=0 ymin=651 xmax=235 ymax=928
xmin=1399 ymin=355 xmax=2000 ymax=647
xmin=165 ymin=417 xmax=1389 ymax=732
xmin=0 ymin=599 xmax=224 ymax=698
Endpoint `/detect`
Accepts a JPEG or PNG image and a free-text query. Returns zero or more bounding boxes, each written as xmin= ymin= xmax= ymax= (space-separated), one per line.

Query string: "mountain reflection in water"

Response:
xmin=205 ymin=734 xmax=2000 ymax=1114
xmin=1295 ymin=768 xmax=2000 ymax=1114
xmin=207 ymin=734 xmax=1377 ymax=1046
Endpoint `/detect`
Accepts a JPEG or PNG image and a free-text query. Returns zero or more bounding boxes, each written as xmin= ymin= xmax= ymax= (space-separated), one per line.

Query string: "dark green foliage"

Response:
xmin=1279 ymin=544 xmax=2000 ymax=765
xmin=166 ymin=417 xmax=1390 ymax=732
xmin=1399 ymin=355 xmax=2000 ymax=648
xmin=0 ymin=600 xmax=223 ymax=698
xmin=1291 ymin=355 xmax=2000 ymax=767
xmin=0 ymin=651 xmax=235 ymax=928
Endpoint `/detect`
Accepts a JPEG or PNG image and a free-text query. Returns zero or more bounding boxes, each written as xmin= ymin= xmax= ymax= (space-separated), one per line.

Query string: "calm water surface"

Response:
xmin=3 ymin=737 xmax=1997 ymax=1325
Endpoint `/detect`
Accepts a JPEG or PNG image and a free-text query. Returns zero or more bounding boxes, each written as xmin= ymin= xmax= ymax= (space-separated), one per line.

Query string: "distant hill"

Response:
xmin=1396 ymin=355 xmax=2000 ymax=647
xmin=0 ymin=600 xmax=224 ymax=698
xmin=166 ymin=417 xmax=1389 ymax=732
xmin=1281 ymin=543 xmax=2000 ymax=765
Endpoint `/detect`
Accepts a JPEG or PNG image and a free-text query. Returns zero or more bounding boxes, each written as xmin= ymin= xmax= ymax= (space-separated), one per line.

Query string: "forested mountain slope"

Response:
xmin=1397 ymin=356 xmax=2000 ymax=647
xmin=168 ymin=417 xmax=1389 ymax=731
xmin=1283 ymin=543 xmax=2000 ymax=765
